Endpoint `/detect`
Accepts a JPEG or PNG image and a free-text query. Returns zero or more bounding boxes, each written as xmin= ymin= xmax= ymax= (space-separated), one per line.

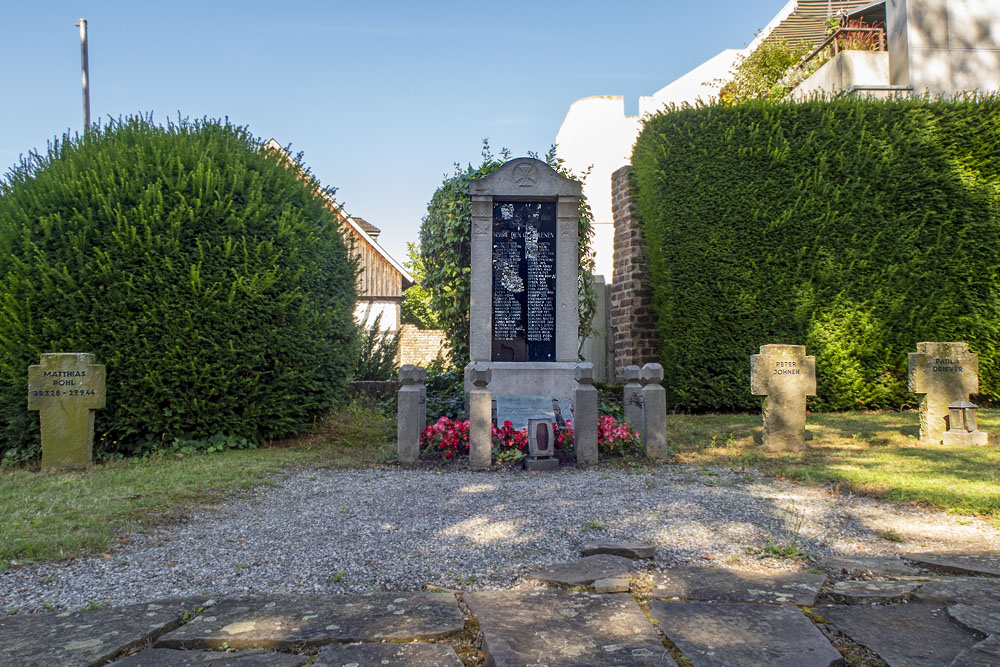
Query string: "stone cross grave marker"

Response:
xmin=28 ymin=353 xmax=106 ymax=471
xmin=908 ymin=342 xmax=979 ymax=444
xmin=750 ymin=344 xmax=816 ymax=451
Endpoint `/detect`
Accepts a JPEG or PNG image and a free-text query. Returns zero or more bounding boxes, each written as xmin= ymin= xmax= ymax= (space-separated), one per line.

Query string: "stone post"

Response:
xmin=750 ymin=344 xmax=816 ymax=451
xmin=641 ymin=363 xmax=669 ymax=460
xmin=396 ymin=365 xmax=426 ymax=464
xmin=908 ymin=342 xmax=980 ymax=445
xmin=573 ymin=363 xmax=599 ymax=467
xmin=469 ymin=364 xmax=493 ymax=471
xmin=28 ymin=352 xmax=106 ymax=471
xmin=623 ymin=365 xmax=643 ymax=429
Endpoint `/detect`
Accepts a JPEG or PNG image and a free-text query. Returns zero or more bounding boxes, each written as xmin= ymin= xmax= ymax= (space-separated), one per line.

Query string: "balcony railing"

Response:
xmin=797 ymin=27 xmax=887 ymax=69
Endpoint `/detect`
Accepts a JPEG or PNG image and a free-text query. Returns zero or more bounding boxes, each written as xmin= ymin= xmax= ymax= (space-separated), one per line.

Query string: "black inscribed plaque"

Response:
xmin=492 ymin=201 xmax=557 ymax=362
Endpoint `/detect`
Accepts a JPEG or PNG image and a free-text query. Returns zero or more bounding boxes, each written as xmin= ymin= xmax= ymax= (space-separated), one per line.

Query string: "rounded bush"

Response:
xmin=0 ymin=117 xmax=359 ymax=462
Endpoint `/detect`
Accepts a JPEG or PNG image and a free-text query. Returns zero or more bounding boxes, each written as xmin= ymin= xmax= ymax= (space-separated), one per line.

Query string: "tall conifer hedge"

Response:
xmin=631 ymin=97 xmax=1000 ymax=411
xmin=0 ymin=117 xmax=359 ymax=462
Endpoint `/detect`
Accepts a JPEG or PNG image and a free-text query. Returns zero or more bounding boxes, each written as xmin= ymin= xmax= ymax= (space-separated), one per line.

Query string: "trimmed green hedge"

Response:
xmin=0 ymin=117 xmax=359 ymax=462
xmin=631 ymin=97 xmax=1000 ymax=411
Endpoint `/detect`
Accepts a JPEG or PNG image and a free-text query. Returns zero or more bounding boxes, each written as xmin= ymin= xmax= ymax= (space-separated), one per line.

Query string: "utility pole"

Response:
xmin=75 ymin=18 xmax=90 ymax=131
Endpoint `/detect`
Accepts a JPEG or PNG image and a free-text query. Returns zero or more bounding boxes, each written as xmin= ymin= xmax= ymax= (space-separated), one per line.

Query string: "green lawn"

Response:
xmin=667 ymin=410 xmax=1000 ymax=520
xmin=2 ymin=406 xmax=997 ymax=571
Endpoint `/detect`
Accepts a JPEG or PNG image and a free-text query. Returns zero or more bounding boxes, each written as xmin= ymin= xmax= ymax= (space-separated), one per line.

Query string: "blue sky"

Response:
xmin=1 ymin=1 xmax=779 ymax=263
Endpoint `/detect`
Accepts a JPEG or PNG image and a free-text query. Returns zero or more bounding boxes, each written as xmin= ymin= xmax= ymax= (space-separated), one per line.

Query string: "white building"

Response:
xmin=557 ymin=0 xmax=1000 ymax=281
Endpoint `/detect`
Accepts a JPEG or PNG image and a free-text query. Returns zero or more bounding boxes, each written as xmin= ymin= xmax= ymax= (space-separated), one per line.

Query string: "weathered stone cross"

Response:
xmin=28 ymin=353 xmax=106 ymax=471
xmin=908 ymin=342 xmax=979 ymax=444
xmin=750 ymin=344 xmax=816 ymax=451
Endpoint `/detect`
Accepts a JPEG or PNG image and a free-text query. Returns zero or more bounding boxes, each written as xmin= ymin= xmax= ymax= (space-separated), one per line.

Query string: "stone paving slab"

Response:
xmin=912 ymin=577 xmax=1000 ymax=606
xmin=0 ymin=598 xmax=210 ymax=667
xmin=947 ymin=603 xmax=1000 ymax=637
xmin=581 ymin=541 xmax=657 ymax=559
xmin=525 ymin=554 xmax=636 ymax=587
xmin=464 ymin=589 xmax=676 ymax=666
xmin=949 ymin=635 xmax=1000 ymax=666
xmin=313 ymin=642 xmax=464 ymax=666
xmin=110 ymin=648 xmax=308 ymax=666
xmin=648 ymin=567 xmax=826 ymax=605
xmin=818 ymin=555 xmax=919 ymax=577
xmin=822 ymin=603 xmax=980 ymax=667
xmin=828 ymin=580 xmax=919 ymax=604
xmin=155 ymin=594 xmax=464 ymax=651
xmin=649 ymin=601 xmax=843 ymax=667
xmin=904 ymin=552 xmax=1000 ymax=577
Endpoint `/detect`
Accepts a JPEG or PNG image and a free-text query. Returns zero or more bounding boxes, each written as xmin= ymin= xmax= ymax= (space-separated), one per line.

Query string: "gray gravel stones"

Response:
xmin=526 ymin=554 xmax=635 ymax=587
xmin=904 ymin=552 xmax=1000 ymax=577
xmin=155 ymin=594 xmax=464 ymax=651
xmin=822 ymin=604 xmax=980 ymax=667
xmin=110 ymin=648 xmax=308 ymax=666
xmin=313 ymin=642 xmax=463 ymax=666
xmin=464 ymin=589 xmax=674 ymax=666
xmin=828 ymin=580 xmax=919 ymax=604
xmin=648 ymin=567 xmax=827 ymax=605
xmin=649 ymin=602 xmax=843 ymax=667
xmin=0 ymin=598 xmax=209 ymax=667
xmin=581 ymin=541 xmax=657 ymax=559
xmin=2 ymin=466 xmax=996 ymax=613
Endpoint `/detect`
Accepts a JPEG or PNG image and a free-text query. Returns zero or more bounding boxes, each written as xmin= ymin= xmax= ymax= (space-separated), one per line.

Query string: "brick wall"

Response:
xmin=399 ymin=325 xmax=450 ymax=367
xmin=608 ymin=166 xmax=659 ymax=381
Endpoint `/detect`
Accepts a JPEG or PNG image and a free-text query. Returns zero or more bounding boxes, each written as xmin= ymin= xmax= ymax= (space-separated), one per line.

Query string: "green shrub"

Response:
xmin=354 ymin=312 xmax=401 ymax=381
xmin=0 ymin=116 xmax=359 ymax=462
xmin=631 ymin=97 xmax=1000 ymax=412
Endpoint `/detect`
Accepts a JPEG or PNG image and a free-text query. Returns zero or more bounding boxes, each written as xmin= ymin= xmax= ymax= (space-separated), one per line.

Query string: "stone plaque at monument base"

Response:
xmin=465 ymin=158 xmax=582 ymax=407
xmin=27 ymin=352 xmax=107 ymax=471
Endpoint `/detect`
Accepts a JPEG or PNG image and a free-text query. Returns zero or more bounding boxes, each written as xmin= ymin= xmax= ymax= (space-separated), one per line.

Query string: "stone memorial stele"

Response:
xmin=750 ymin=344 xmax=816 ymax=451
xmin=465 ymin=157 xmax=581 ymax=408
xmin=27 ymin=352 xmax=106 ymax=471
xmin=469 ymin=363 xmax=493 ymax=471
xmin=622 ymin=365 xmax=642 ymax=429
xmin=641 ymin=363 xmax=669 ymax=461
xmin=573 ymin=362 xmax=599 ymax=467
xmin=908 ymin=342 xmax=981 ymax=445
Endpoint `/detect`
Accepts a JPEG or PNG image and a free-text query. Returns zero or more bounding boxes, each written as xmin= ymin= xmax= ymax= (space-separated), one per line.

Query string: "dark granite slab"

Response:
xmin=823 ymin=603 xmax=980 ymax=667
xmin=110 ymin=648 xmax=307 ymax=666
xmin=464 ymin=589 xmax=675 ymax=666
xmin=948 ymin=603 xmax=1000 ymax=637
xmin=648 ymin=567 xmax=826 ymax=605
xmin=912 ymin=577 xmax=1000 ymax=606
xmin=313 ymin=642 xmax=463 ymax=666
xmin=525 ymin=554 xmax=636 ymax=587
xmin=649 ymin=601 xmax=843 ymax=667
xmin=949 ymin=635 xmax=1000 ymax=667
xmin=581 ymin=542 xmax=657 ymax=559
xmin=828 ymin=580 xmax=919 ymax=604
xmin=904 ymin=552 xmax=1000 ymax=578
xmin=0 ymin=598 xmax=210 ymax=667
xmin=155 ymin=594 xmax=464 ymax=651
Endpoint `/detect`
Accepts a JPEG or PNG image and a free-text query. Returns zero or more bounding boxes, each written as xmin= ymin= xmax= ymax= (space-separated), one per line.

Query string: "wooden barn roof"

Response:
xmin=263 ymin=139 xmax=413 ymax=289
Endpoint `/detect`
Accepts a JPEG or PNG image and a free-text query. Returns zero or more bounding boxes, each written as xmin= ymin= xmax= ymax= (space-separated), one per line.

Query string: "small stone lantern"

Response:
xmin=942 ymin=400 xmax=988 ymax=446
xmin=525 ymin=415 xmax=559 ymax=471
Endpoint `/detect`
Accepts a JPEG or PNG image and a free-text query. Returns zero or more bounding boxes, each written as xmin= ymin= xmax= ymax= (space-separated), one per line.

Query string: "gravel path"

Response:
xmin=2 ymin=464 xmax=997 ymax=612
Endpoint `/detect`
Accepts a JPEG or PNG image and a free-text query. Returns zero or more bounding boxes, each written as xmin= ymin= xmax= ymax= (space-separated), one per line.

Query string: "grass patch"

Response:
xmin=668 ymin=410 xmax=1000 ymax=519
xmin=0 ymin=400 xmax=394 ymax=569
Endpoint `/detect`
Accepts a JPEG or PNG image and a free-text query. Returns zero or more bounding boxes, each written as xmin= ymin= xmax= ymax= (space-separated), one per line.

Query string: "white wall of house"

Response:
xmin=889 ymin=0 xmax=1000 ymax=96
xmin=556 ymin=50 xmax=739 ymax=281
xmin=355 ymin=300 xmax=399 ymax=331
xmin=792 ymin=51 xmax=892 ymax=99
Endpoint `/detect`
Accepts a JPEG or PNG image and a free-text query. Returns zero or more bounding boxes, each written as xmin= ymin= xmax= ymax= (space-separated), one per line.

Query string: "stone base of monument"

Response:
xmin=463 ymin=362 xmax=578 ymax=408
xmin=525 ymin=457 xmax=560 ymax=471
xmin=942 ymin=430 xmax=989 ymax=446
